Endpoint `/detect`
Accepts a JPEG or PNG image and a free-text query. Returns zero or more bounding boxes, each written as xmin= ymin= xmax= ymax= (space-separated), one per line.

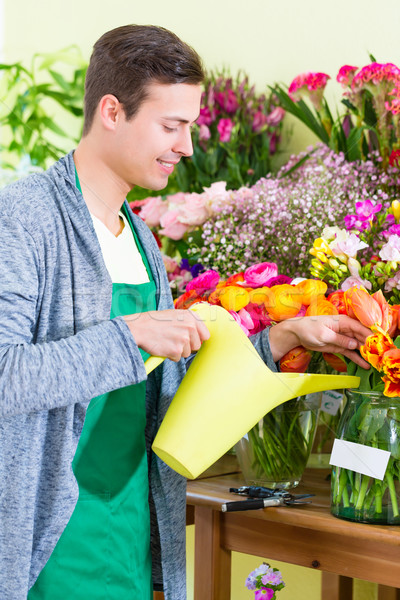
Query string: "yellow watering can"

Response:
xmin=145 ymin=303 xmax=359 ymax=479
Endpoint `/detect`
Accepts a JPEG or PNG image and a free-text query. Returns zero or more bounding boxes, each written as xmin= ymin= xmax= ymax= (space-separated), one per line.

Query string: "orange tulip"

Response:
xmin=294 ymin=279 xmax=327 ymax=306
xmin=327 ymin=290 xmax=347 ymax=315
xmin=360 ymin=328 xmax=393 ymax=370
xmin=389 ymin=304 xmax=400 ymax=337
xmin=265 ymin=284 xmax=303 ymax=321
xmin=381 ymin=347 xmax=400 ymax=383
xmin=306 ymin=298 xmax=338 ymax=317
xmin=322 ymin=352 xmax=347 ymax=372
xmin=383 ymin=377 xmax=400 ymax=397
xmin=280 ymin=346 xmax=313 ymax=373
xmin=218 ymin=285 xmax=250 ymax=312
xmin=174 ymin=289 xmax=204 ymax=309
xmin=372 ymin=290 xmax=392 ymax=332
xmin=344 ymin=287 xmax=384 ymax=329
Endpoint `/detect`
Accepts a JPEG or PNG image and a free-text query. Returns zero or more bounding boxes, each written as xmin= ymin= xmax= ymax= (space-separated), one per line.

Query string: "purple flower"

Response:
xmin=190 ymin=263 xmax=205 ymax=278
xmin=252 ymin=110 xmax=268 ymax=133
xmin=261 ymin=570 xmax=284 ymax=585
xmin=199 ymin=124 xmax=211 ymax=141
xmin=245 ymin=576 xmax=257 ymax=591
xmin=341 ymin=275 xmax=372 ymax=291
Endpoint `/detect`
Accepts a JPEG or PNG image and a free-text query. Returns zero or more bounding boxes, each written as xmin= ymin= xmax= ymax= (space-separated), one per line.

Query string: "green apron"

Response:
xmin=29 ymin=203 xmax=156 ymax=599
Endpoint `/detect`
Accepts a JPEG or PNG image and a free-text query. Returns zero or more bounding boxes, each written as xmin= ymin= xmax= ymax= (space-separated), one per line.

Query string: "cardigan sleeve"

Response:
xmin=0 ymin=216 xmax=147 ymax=418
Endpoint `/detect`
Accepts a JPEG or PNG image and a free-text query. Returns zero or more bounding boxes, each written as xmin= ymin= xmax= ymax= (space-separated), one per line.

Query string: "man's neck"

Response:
xmin=73 ymin=139 xmax=130 ymax=235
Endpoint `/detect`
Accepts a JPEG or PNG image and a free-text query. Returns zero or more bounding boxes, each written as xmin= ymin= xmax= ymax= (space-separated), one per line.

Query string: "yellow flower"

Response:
xmin=392 ymin=200 xmax=400 ymax=222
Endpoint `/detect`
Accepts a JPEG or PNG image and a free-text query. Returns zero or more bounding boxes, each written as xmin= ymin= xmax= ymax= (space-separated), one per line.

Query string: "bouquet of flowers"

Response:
xmin=197 ymin=144 xmax=394 ymax=278
xmin=271 ymin=59 xmax=400 ymax=168
xmin=245 ymin=563 xmax=285 ymax=600
xmin=175 ymin=262 xmax=335 ymax=487
xmin=308 ymin=188 xmax=400 ymax=303
xmin=174 ymin=70 xmax=285 ymax=192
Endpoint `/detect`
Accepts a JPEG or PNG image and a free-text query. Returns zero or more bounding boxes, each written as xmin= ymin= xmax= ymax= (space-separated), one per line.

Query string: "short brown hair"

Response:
xmin=83 ymin=24 xmax=205 ymax=135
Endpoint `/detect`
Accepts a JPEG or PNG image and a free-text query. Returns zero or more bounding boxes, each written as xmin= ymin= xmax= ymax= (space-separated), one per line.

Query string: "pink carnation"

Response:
xmin=243 ymin=262 xmax=278 ymax=288
xmin=185 ymin=269 xmax=220 ymax=293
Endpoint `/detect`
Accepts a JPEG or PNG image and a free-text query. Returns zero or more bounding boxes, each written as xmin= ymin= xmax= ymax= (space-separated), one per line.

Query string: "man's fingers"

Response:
xmin=341 ymin=349 xmax=370 ymax=370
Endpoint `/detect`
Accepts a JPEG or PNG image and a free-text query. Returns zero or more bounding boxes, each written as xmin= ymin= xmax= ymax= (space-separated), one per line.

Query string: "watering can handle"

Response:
xmin=144 ymin=355 xmax=165 ymax=375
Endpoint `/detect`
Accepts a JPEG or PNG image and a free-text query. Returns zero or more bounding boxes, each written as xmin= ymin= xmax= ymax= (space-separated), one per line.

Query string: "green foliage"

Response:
xmin=0 ymin=47 xmax=86 ymax=169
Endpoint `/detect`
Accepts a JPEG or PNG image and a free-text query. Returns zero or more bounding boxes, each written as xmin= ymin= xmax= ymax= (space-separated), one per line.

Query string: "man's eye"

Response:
xmin=164 ymin=126 xmax=177 ymax=133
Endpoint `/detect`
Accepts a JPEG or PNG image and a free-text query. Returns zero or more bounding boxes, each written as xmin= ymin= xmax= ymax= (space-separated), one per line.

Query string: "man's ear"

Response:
xmin=98 ymin=94 xmax=123 ymax=131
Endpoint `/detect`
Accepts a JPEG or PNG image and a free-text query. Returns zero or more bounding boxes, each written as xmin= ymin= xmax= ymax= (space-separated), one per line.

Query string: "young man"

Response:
xmin=0 ymin=25 xmax=369 ymax=600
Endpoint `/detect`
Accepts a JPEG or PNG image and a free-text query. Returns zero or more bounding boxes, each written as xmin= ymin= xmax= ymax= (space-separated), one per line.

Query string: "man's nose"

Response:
xmin=174 ymin=127 xmax=194 ymax=157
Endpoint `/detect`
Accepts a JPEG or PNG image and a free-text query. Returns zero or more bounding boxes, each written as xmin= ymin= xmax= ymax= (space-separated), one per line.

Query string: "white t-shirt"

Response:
xmin=90 ymin=211 xmax=150 ymax=285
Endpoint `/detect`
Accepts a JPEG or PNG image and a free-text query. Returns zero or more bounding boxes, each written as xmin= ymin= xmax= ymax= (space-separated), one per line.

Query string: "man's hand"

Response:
xmin=269 ymin=315 xmax=371 ymax=369
xmin=123 ymin=309 xmax=210 ymax=361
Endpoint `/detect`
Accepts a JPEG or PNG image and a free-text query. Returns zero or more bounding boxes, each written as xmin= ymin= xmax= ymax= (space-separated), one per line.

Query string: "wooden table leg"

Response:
xmin=194 ymin=506 xmax=231 ymax=600
xmin=321 ymin=572 xmax=353 ymax=600
xmin=378 ymin=586 xmax=400 ymax=600
xmin=153 ymin=593 xmax=164 ymax=600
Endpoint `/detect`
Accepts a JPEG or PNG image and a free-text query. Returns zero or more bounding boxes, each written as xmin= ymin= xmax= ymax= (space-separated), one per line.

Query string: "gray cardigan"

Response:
xmin=0 ymin=152 xmax=277 ymax=599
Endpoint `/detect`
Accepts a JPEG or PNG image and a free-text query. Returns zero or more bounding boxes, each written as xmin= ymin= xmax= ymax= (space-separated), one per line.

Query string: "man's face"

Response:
xmin=111 ymin=82 xmax=202 ymax=191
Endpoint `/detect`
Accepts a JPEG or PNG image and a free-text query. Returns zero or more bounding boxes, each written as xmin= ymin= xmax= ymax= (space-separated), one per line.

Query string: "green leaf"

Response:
xmin=394 ymin=336 xmax=400 ymax=349
xmin=41 ymin=116 xmax=68 ymax=137
xmin=346 ymin=127 xmax=364 ymax=161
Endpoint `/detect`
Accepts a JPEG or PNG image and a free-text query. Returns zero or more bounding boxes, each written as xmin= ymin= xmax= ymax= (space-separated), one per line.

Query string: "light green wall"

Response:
xmin=4 ymin=0 xmax=400 ymax=156
xmin=3 ymin=3 xmax=397 ymax=598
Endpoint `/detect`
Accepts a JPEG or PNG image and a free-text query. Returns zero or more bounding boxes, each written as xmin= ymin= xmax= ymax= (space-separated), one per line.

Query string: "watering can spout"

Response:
xmin=146 ymin=303 xmax=359 ymax=479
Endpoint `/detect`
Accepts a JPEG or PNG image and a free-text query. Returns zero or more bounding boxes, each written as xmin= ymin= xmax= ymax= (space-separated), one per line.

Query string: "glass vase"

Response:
xmin=331 ymin=389 xmax=400 ymax=525
xmin=235 ymin=394 xmax=320 ymax=490
xmin=307 ymin=390 xmax=344 ymax=468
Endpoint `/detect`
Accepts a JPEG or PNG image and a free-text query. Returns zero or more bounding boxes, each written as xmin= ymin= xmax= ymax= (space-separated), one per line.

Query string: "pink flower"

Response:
xmin=197 ymin=106 xmax=213 ymax=126
xmin=166 ymin=192 xmax=186 ymax=206
xmin=252 ymin=111 xmax=268 ymax=133
xmin=162 ymin=255 xmax=179 ymax=274
xmin=139 ymin=196 xmax=168 ymax=228
xmin=266 ymin=106 xmax=285 ymax=126
xmin=379 ymin=235 xmax=400 ymax=262
xmin=158 ymin=210 xmax=189 ymax=240
xmin=255 ymin=589 xmax=274 ymax=600
xmin=215 ymin=89 xmax=239 ymax=113
xmin=199 ymin=124 xmax=211 ymax=141
xmin=185 ymin=269 xmax=220 ymax=293
xmin=244 ymin=262 xmax=279 ymax=287
xmin=179 ymin=194 xmax=210 ymax=227
xmin=330 ymin=233 xmax=368 ymax=258
xmin=355 ymin=199 xmax=382 ymax=220
xmin=217 ymin=118 xmax=234 ymax=143
xmin=336 ymin=65 xmax=358 ymax=87
xmin=229 ymin=309 xmax=250 ymax=336
xmin=341 ymin=276 xmax=372 ymax=291
xmin=288 ymin=71 xmax=330 ymax=110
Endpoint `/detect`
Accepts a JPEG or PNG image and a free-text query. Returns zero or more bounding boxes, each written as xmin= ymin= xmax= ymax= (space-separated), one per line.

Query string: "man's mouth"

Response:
xmin=157 ymin=159 xmax=177 ymax=174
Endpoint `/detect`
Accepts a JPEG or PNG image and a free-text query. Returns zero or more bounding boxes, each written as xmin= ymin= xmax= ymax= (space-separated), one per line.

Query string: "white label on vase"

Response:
xmin=330 ymin=439 xmax=391 ymax=480
xmin=321 ymin=390 xmax=343 ymax=415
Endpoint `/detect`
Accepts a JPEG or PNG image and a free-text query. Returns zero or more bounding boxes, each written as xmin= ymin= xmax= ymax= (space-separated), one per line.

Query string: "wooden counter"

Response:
xmin=186 ymin=468 xmax=400 ymax=600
